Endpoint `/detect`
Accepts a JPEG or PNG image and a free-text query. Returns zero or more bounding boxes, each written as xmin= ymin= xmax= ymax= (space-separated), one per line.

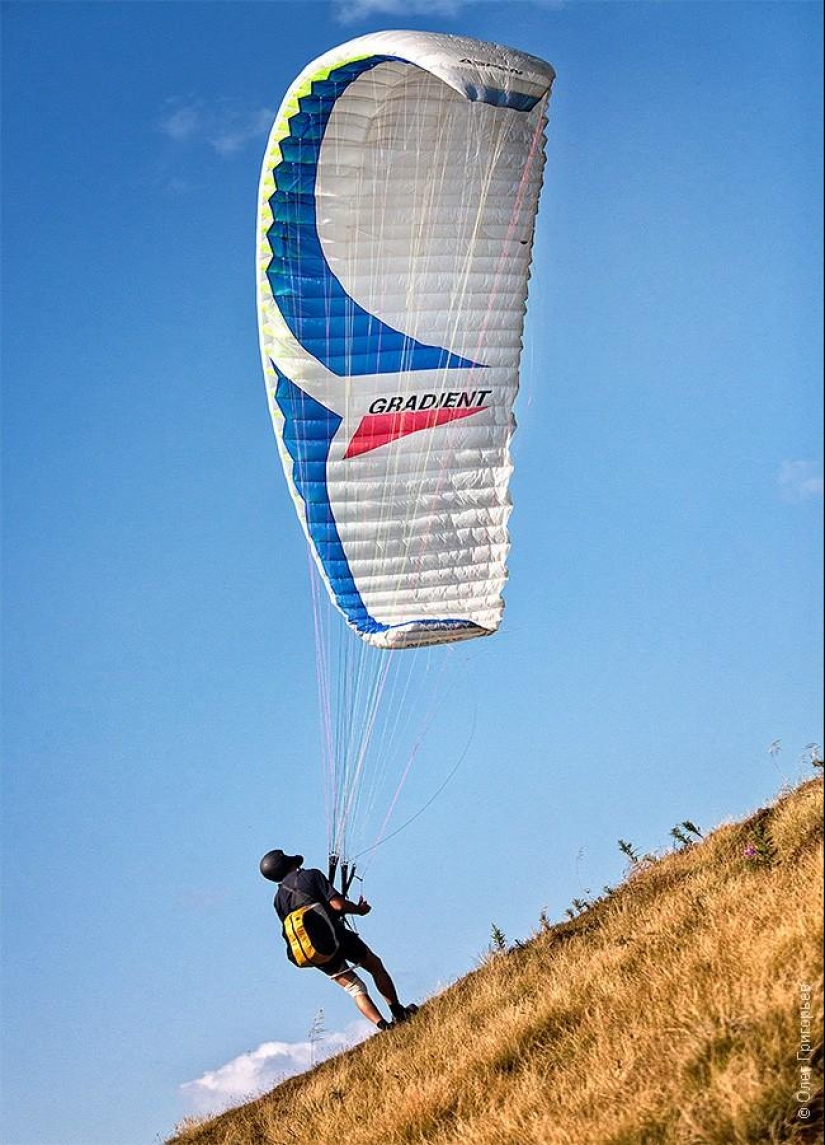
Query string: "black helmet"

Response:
xmin=260 ymin=849 xmax=303 ymax=882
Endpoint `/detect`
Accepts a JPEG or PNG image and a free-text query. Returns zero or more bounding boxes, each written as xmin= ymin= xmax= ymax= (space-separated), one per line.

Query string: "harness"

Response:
xmin=279 ymin=874 xmax=340 ymax=968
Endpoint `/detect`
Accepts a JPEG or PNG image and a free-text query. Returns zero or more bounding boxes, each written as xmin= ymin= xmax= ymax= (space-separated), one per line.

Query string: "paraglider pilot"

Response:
xmin=260 ymin=849 xmax=418 ymax=1030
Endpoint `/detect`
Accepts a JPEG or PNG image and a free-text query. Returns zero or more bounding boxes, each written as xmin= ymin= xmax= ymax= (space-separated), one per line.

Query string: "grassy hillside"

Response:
xmin=170 ymin=777 xmax=823 ymax=1145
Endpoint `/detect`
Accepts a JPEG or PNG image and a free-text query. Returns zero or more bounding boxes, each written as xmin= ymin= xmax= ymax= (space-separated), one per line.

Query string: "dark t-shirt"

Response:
xmin=274 ymin=868 xmax=344 ymax=931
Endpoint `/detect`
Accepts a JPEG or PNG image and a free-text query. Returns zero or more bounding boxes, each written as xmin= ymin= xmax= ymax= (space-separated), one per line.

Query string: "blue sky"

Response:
xmin=2 ymin=1 xmax=822 ymax=1142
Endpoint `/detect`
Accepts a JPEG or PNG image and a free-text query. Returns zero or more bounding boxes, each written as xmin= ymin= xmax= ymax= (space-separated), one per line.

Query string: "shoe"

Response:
xmin=390 ymin=1003 xmax=419 ymax=1023
xmin=376 ymin=1018 xmax=394 ymax=1031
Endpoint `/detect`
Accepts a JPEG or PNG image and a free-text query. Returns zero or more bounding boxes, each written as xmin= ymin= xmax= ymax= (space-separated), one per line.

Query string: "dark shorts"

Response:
xmin=320 ymin=928 xmax=371 ymax=977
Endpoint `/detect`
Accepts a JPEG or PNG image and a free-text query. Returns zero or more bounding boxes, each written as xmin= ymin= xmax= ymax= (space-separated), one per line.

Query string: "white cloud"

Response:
xmin=333 ymin=0 xmax=563 ymax=20
xmin=180 ymin=1021 xmax=374 ymax=1117
xmin=334 ymin=0 xmax=465 ymax=22
xmin=161 ymin=103 xmax=202 ymax=141
xmin=209 ymin=107 xmax=274 ymax=156
xmin=158 ymin=99 xmax=273 ymax=157
xmin=163 ymin=176 xmax=197 ymax=196
xmin=778 ymin=460 xmax=824 ymax=503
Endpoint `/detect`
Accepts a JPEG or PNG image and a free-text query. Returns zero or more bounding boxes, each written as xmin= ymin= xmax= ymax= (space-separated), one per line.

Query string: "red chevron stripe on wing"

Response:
xmin=344 ymin=405 xmax=485 ymax=459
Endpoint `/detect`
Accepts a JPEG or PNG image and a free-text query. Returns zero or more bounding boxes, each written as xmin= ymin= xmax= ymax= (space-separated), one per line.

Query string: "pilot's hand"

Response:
xmin=357 ymin=897 xmax=372 ymax=916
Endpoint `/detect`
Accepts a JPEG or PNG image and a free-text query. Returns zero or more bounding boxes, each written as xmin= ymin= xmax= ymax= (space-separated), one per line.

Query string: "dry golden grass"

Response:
xmin=169 ymin=777 xmax=823 ymax=1145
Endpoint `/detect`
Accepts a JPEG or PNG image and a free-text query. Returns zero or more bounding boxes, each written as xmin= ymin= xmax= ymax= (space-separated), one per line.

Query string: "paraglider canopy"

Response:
xmin=257 ymin=31 xmax=555 ymax=651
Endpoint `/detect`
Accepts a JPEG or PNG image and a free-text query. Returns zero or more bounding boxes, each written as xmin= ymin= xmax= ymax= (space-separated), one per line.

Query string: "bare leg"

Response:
xmin=332 ymin=969 xmax=384 ymax=1026
xmin=359 ymin=949 xmax=400 ymax=1009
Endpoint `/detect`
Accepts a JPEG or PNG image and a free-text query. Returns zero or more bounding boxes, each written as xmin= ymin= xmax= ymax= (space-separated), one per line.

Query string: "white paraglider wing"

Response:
xmin=257 ymin=31 xmax=555 ymax=650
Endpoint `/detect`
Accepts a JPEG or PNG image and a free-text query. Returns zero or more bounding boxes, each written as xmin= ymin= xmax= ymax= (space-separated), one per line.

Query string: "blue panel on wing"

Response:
xmin=273 ymin=363 xmax=386 ymax=633
xmin=462 ymin=86 xmax=539 ymax=111
xmin=266 ymin=56 xmax=483 ymax=378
